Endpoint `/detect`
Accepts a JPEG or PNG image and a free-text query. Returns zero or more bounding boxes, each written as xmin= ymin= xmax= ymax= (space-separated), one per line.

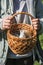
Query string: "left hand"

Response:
xmin=31 ymin=18 xmax=41 ymax=31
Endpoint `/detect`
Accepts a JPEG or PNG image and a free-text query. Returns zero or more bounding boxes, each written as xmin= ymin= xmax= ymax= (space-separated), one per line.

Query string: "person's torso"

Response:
xmin=0 ymin=0 xmax=36 ymax=59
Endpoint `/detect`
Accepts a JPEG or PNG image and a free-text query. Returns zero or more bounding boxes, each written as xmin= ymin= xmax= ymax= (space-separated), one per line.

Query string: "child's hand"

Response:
xmin=31 ymin=18 xmax=41 ymax=31
xmin=2 ymin=16 xmax=16 ymax=30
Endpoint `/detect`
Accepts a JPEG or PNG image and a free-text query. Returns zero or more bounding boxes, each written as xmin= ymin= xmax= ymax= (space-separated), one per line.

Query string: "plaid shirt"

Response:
xmin=0 ymin=0 xmax=13 ymax=16
xmin=0 ymin=0 xmax=13 ymax=64
xmin=0 ymin=0 xmax=43 ymax=64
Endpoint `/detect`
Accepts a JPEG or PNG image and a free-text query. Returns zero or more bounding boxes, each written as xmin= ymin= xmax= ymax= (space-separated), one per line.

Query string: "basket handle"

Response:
xmin=10 ymin=12 xmax=36 ymax=30
xmin=11 ymin=12 xmax=35 ymax=20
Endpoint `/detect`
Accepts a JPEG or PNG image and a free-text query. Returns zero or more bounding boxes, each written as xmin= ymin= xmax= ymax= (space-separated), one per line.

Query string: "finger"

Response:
xmin=32 ymin=18 xmax=39 ymax=22
xmin=4 ymin=20 xmax=11 ymax=23
xmin=33 ymin=24 xmax=38 ymax=27
xmin=5 ymin=17 xmax=15 ymax=23
xmin=4 ymin=23 xmax=11 ymax=26
xmin=3 ymin=15 xmax=13 ymax=20
xmin=33 ymin=25 xmax=38 ymax=30
xmin=33 ymin=25 xmax=40 ymax=30
xmin=3 ymin=25 xmax=10 ymax=30
xmin=32 ymin=21 xmax=39 ymax=25
xmin=7 ymin=16 xmax=13 ymax=20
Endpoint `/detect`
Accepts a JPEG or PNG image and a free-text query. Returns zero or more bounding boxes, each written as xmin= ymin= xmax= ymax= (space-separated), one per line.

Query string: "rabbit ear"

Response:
xmin=24 ymin=30 xmax=32 ymax=38
xmin=19 ymin=30 xmax=25 ymax=38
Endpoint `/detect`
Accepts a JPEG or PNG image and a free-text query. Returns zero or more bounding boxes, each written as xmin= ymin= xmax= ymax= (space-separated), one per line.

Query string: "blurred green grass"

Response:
xmin=34 ymin=61 xmax=40 ymax=65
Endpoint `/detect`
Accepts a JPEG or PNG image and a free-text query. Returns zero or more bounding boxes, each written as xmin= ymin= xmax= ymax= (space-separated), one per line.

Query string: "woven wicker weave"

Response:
xmin=7 ymin=12 xmax=37 ymax=55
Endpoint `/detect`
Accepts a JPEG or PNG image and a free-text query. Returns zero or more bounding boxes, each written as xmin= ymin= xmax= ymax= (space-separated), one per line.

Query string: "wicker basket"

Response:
xmin=7 ymin=12 xmax=37 ymax=55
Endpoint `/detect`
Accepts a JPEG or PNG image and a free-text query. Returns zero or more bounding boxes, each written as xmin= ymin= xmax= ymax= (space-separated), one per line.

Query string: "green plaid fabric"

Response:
xmin=0 ymin=0 xmax=13 ymax=64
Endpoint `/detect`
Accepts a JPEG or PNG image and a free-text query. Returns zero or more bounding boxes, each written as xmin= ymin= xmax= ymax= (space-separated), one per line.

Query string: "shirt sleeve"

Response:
xmin=0 ymin=18 xmax=3 ymax=30
xmin=36 ymin=0 xmax=43 ymax=34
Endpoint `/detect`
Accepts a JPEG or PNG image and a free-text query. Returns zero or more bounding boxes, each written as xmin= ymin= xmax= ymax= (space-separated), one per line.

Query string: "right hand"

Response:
xmin=2 ymin=16 xmax=16 ymax=30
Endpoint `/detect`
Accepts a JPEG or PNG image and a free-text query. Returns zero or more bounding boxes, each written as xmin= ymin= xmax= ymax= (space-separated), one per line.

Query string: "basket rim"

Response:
xmin=7 ymin=23 xmax=37 ymax=41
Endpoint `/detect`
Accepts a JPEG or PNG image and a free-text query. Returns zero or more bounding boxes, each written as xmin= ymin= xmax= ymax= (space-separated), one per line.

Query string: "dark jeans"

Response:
xmin=5 ymin=55 xmax=34 ymax=65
